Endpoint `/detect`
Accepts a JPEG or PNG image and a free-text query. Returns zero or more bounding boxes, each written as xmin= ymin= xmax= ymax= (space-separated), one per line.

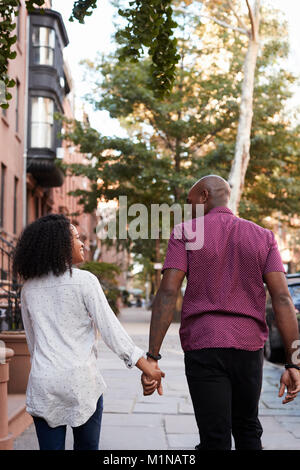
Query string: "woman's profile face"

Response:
xmin=71 ymin=225 xmax=85 ymax=264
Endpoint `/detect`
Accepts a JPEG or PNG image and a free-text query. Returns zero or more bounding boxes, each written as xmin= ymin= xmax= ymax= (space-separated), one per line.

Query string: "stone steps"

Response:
xmin=7 ymin=394 xmax=33 ymax=440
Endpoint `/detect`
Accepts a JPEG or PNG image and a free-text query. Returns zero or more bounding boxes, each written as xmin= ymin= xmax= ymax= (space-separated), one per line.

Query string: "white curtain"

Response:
xmin=31 ymin=97 xmax=54 ymax=148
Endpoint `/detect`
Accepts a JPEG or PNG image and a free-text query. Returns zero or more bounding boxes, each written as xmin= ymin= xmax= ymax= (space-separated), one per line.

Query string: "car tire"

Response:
xmin=264 ymin=333 xmax=284 ymax=363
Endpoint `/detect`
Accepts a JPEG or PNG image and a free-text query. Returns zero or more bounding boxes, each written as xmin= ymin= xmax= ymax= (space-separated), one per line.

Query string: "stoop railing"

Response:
xmin=0 ymin=235 xmax=23 ymax=332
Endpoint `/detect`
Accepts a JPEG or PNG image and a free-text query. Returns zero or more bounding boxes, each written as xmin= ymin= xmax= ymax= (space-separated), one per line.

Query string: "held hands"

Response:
xmin=279 ymin=369 xmax=300 ymax=404
xmin=136 ymin=356 xmax=165 ymax=396
xmin=141 ymin=358 xmax=165 ymax=396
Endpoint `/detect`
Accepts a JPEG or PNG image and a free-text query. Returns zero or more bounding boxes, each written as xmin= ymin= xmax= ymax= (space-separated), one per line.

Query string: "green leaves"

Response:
xmin=1 ymin=0 xmax=179 ymax=103
xmin=116 ymin=0 xmax=180 ymax=98
xmin=0 ymin=0 xmax=44 ymax=107
xmin=25 ymin=1 xmax=45 ymax=12
xmin=69 ymin=0 xmax=98 ymax=23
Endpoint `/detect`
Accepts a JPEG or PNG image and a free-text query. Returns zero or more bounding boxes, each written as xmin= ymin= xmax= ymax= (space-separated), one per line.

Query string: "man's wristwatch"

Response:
xmin=284 ymin=363 xmax=300 ymax=371
xmin=146 ymin=352 xmax=162 ymax=361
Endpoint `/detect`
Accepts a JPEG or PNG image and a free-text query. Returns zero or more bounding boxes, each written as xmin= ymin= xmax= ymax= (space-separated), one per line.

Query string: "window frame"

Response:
xmin=13 ymin=176 xmax=18 ymax=234
xmin=0 ymin=164 xmax=6 ymax=229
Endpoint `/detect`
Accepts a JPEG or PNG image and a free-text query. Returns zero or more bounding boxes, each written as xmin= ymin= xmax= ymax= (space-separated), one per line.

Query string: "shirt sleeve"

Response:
xmin=263 ymin=231 xmax=286 ymax=275
xmin=20 ymin=288 xmax=35 ymax=361
xmin=82 ymin=273 xmax=144 ymax=369
xmin=162 ymin=225 xmax=188 ymax=274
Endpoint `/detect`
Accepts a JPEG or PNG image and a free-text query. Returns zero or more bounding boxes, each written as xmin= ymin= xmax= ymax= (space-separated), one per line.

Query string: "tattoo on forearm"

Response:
xmin=149 ymin=289 xmax=178 ymax=355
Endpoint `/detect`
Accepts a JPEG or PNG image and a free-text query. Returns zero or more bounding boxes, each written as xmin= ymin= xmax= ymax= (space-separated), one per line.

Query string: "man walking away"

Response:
xmin=142 ymin=175 xmax=300 ymax=450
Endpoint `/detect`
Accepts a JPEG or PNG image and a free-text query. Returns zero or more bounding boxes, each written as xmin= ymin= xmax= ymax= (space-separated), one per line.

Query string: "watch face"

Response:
xmin=60 ymin=77 xmax=65 ymax=88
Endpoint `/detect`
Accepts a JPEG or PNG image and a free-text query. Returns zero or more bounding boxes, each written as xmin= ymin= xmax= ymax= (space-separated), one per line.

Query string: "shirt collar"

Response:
xmin=208 ymin=206 xmax=234 ymax=215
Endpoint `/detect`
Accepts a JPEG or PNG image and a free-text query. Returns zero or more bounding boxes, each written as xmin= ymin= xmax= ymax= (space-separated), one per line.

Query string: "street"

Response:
xmin=13 ymin=306 xmax=300 ymax=450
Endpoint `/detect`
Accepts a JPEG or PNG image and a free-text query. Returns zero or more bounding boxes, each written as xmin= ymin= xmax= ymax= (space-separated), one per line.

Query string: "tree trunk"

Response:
xmin=228 ymin=0 xmax=260 ymax=214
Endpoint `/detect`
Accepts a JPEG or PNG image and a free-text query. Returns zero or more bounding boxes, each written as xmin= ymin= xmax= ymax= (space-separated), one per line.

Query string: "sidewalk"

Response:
xmin=13 ymin=307 xmax=300 ymax=450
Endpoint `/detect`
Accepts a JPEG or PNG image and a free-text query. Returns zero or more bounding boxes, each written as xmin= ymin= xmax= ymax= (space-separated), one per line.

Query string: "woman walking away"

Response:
xmin=13 ymin=214 xmax=164 ymax=450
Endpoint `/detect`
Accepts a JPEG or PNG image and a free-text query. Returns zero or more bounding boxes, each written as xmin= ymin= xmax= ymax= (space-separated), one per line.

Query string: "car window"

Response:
xmin=288 ymin=284 xmax=300 ymax=304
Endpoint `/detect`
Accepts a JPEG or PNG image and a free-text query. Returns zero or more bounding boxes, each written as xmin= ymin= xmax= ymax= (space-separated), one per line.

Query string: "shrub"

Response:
xmin=80 ymin=261 xmax=121 ymax=315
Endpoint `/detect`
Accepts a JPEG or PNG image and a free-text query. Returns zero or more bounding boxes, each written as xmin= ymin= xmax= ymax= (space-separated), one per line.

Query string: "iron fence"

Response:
xmin=0 ymin=235 xmax=23 ymax=331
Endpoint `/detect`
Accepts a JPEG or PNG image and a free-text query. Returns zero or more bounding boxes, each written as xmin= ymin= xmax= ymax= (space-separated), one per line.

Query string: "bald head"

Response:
xmin=188 ymin=175 xmax=231 ymax=216
xmin=191 ymin=175 xmax=231 ymax=199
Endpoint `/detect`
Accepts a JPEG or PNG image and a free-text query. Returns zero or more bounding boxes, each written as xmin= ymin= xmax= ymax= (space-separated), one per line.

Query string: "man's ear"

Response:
xmin=199 ymin=189 xmax=208 ymax=204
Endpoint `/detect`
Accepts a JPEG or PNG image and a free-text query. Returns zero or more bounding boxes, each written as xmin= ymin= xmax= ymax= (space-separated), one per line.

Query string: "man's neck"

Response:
xmin=206 ymin=202 xmax=229 ymax=213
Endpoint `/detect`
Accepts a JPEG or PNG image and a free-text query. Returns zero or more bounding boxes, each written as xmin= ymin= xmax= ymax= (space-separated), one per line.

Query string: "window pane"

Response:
xmin=13 ymin=177 xmax=18 ymax=234
xmin=32 ymin=26 xmax=55 ymax=48
xmin=32 ymin=27 xmax=55 ymax=65
xmin=0 ymin=165 xmax=6 ymax=228
xmin=33 ymin=46 xmax=54 ymax=66
xmin=31 ymin=97 xmax=54 ymax=148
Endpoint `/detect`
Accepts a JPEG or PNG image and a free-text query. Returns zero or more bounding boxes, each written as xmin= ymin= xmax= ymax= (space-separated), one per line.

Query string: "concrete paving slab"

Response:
xmin=166 ymin=382 xmax=189 ymax=392
xmin=262 ymin=433 xmax=300 ymax=450
xmin=136 ymin=394 xmax=184 ymax=405
xmin=103 ymin=399 xmax=135 ymax=414
xmin=102 ymin=413 xmax=163 ymax=428
xmin=100 ymin=425 xmax=168 ymax=450
xmin=13 ymin=424 xmax=39 ymax=450
xmin=276 ymin=416 xmax=300 ymax=422
xmin=165 ymin=415 xmax=198 ymax=434
xmin=258 ymin=408 xmax=300 ymax=417
xmin=167 ymin=433 xmax=199 ymax=449
xmin=279 ymin=424 xmax=300 ymax=439
xmin=178 ymin=402 xmax=194 ymax=414
xmin=261 ymin=393 xmax=300 ymax=410
xmin=133 ymin=402 xmax=178 ymax=414
xmin=259 ymin=416 xmax=287 ymax=433
xmin=162 ymin=390 xmax=190 ymax=399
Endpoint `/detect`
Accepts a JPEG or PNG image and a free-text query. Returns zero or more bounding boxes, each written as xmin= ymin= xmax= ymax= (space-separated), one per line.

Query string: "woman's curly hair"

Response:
xmin=13 ymin=214 xmax=73 ymax=280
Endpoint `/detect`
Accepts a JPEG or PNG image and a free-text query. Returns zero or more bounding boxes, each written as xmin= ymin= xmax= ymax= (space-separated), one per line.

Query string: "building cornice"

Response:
xmin=29 ymin=8 xmax=69 ymax=47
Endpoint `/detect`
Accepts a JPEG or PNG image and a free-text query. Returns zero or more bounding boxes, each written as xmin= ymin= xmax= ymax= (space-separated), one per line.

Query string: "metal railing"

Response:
xmin=0 ymin=235 xmax=23 ymax=331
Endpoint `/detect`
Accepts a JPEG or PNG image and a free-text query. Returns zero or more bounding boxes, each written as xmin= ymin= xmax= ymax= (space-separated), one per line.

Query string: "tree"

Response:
xmin=0 ymin=0 xmax=180 ymax=105
xmin=2 ymin=0 xmax=297 ymax=216
xmin=61 ymin=3 xmax=300 ymax=290
xmin=80 ymin=260 xmax=122 ymax=314
xmin=59 ymin=116 xmax=175 ymax=293
xmin=192 ymin=0 xmax=260 ymax=212
xmin=73 ymin=0 xmax=297 ymax=213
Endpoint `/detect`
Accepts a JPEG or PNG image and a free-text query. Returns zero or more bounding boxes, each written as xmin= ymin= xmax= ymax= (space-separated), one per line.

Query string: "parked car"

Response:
xmin=264 ymin=273 xmax=300 ymax=362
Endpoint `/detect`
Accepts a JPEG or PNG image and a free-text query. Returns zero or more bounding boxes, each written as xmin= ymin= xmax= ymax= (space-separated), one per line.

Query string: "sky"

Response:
xmin=52 ymin=0 xmax=300 ymax=136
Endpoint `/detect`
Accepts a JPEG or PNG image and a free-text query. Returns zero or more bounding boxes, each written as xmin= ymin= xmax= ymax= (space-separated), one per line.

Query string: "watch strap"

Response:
xmin=146 ymin=352 xmax=162 ymax=361
xmin=285 ymin=363 xmax=300 ymax=371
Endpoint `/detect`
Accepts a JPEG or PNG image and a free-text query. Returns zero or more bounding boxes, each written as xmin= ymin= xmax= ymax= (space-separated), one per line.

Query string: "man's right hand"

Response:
xmin=279 ymin=368 xmax=300 ymax=404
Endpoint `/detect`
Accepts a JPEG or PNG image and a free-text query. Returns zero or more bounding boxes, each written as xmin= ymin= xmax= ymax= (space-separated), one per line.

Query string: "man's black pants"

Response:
xmin=184 ymin=348 xmax=264 ymax=450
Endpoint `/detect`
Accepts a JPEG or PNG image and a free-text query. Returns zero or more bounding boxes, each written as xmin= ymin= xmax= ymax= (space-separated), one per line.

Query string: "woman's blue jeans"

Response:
xmin=33 ymin=395 xmax=103 ymax=450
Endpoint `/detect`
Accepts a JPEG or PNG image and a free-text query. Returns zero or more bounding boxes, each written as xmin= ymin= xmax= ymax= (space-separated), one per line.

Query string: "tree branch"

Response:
xmin=200 ymin=14 xmax=249 ymax=36
xmin=246 ymin=0 xmax=256 ymax=41
xmin=226 ymin=1 xmax=249 ymax=33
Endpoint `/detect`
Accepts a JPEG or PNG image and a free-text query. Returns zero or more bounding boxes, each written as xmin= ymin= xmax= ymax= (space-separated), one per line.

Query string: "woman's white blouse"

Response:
xmin=20 ymin=268 xmax=144 ymax=428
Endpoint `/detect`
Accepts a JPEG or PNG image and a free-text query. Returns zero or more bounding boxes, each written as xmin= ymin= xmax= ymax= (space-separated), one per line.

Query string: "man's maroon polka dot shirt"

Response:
xmin=162 ymin=206 xmax=285 ymax=352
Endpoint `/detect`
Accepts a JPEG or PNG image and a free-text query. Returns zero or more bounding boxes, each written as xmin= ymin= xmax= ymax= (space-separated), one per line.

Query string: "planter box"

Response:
xmin=0 ymin=332 xmax=30 ymax=394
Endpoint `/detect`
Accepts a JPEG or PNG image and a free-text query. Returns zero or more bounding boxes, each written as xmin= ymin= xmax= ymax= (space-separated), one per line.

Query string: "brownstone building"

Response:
xmin=0 ymin=2 xmax=99 ymax=449
xmin=0 ymin=0 xmax=97 ymax=255
xmin=0 ymin=0 xmax=27 ymax=244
